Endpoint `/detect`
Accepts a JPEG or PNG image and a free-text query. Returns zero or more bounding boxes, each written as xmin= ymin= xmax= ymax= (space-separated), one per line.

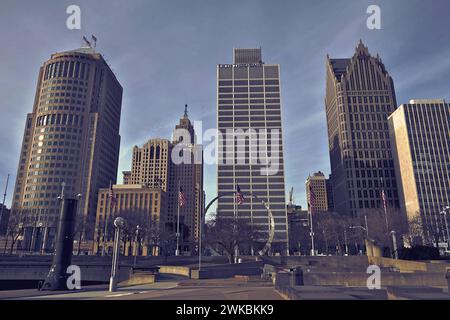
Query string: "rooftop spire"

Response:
xmin=184 ymin=104 xmax=188 ymax=118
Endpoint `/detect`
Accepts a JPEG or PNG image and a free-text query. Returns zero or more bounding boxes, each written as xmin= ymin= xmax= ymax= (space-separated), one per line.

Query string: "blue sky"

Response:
xmin=1 ymin=0 xmax=450 ymax=212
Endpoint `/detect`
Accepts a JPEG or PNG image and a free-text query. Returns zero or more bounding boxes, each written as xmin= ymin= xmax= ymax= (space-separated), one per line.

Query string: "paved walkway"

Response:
xmin=2 ymin=277 xmax=285 ymax=300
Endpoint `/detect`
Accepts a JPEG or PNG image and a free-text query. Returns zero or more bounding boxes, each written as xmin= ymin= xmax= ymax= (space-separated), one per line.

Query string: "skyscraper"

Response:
xmin=11 ymin=46 xmax=123 ymax=252
xmin=217 ymin=48 xmax=288 ymax=254
xmin=325 ymin=41 xmax=399 ymax=217
xmin=124 ymin=106 xmax=203 ymax=254
xmin=388 ymin=99 xmax=450 ymax=246
xmin=169 ymin=106 xmax=203 ymax=253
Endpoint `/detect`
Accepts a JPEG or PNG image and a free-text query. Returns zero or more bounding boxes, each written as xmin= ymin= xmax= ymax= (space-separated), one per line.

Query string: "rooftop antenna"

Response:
xmin=91 ymin=35 xmax=97 ymax=48
xmin=82 ymin=35 xmax=92 ymax=48
xmin=184 ymin=104 xmax=188 ymax=118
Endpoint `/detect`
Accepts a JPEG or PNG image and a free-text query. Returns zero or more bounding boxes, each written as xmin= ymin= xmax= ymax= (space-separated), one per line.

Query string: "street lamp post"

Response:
xmin=133 ymin=225 xmax=140 ymax=269
xmin=109 ymin=217 xmax=125 ymax=292
xmin=390 ymin=230 xmax=398 ymax=259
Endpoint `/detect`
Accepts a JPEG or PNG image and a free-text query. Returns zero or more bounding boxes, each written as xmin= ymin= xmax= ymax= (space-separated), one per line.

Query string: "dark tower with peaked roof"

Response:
xmin=167 ymin=105 xmax=203 ymax=254
xmin=325 ymin=41 xmax=399 ymax=217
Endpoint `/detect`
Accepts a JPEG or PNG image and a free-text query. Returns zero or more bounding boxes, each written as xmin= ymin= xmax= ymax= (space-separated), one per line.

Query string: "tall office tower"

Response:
xmin=168 ymin=105 xmax=203 ymax=253
xmin=11 ymin=45 xmax=122 ymax=252
xmin=388 ymin=99 xmax=450 ymax=246
xmin=325 ymin=41 xmax=399 ymax=217
xmin=217 ymin=48 xmax=288 ymax=254
xmin=305 ymin=171 xmax=332 ymax=213
xmin=129 ymin=139 xmax=172 ymax=191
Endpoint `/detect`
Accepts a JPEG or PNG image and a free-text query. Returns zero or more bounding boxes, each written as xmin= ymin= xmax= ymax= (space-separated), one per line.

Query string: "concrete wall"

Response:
xmin=191 ymin=262 xmax=263 ymax=280
xmin=119 ymin=273 xmax=156 ymax=286
xmin=302 ymin=271 xmax=448 ymax=288
xmin=0 ymin=264 xmax=131 ymax=283
xmin=158 ymin=266 xmax=191 ymax=278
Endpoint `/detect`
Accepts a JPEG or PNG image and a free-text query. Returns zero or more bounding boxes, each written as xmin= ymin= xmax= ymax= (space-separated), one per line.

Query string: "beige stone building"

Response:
xmin=129 ymin=138 xmax=172 ymax=191
xmin=325 ymin=41 xmax=399 ymax=217
xmin=388 ymin=99 xmax=450 ymax=246
xmin=11 ymin=46 xmax=122 ymax=253
xmin=93 ymin=184 xmax=167 ymax=256
xmin=305 ymin=171 xmax=333 ymax=213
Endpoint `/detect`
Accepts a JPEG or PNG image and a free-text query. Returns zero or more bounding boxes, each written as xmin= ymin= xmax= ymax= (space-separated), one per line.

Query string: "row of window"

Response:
xmin=36 ymin=113 xmax=84 ymax=127
xmin=219 ymin=93 xmax=280 ymax=98
xmin=219 ymin=99 xmax=280 ymax=104
xmin=44 ymin=60 xmax=90 ymax=81
xmin=218 ymin=80 xmax=279 ymax=86
xmin=219 ymin=86 xmax=279 ymax=93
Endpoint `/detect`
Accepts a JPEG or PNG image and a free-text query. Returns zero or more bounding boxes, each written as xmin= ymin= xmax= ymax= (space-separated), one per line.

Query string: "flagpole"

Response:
xmin=309 ymin=206 xmax=315 ymax=256
xmin=102 ymin=180 xmax=112 ymax=256
xmin=381 ymin=177 xmax=389 ymax=232
xmin=309 ymin=186 xmax=315 ymax=256
xmin=176 ymin=180 xmax=180 ymax=256
xmin=198 ymin=189 xmax=203 ymax=271
xmin=235 ymin=190 xmax=239 ymax=264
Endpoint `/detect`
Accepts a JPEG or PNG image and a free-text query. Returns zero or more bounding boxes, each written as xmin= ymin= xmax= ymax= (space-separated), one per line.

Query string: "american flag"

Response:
xmin=236 ymin=185 xmax=244 ymax=205
xmin=309 ymin=185 xmax=316 ymax=211
xmin=109 ymin=182 xmax=116 ymax=206
xmin=381 ymin=189 xmax=387 ymax=211
xmin=178 ymin=186 xmax=187 ymax=208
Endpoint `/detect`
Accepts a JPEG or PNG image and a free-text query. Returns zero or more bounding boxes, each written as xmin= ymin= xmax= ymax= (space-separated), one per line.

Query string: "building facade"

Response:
xmin=94 ymin=184 xmax=166 ymax=256
xmin=217 ymin=48 xmax=288 ymax=254
xmin=305 ymin=171 xmax=332 ymax=213
xmin=11 ymin=46 xmax=122 ymax=252
xmin=129 ymin=139 xmax=172 ymax=191
xmin=168 ymin=107 xmax=203 ymax=253
xmin=325 ymin=41 xmax=399 ymax=217
xmin=388 ymin=99 xmax=450 ymax=246
xmin=124 ymin=107 xmax=203 ymax=254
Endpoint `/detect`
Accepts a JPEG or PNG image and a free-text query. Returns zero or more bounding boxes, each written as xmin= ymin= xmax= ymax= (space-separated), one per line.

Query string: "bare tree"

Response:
xmin=3 ymin=210 xmax=25 ymax=254
xmin=205 ymin=214 xmax=263 ymax=263
xmin=405 ymin=214 xmax=424 ymax=246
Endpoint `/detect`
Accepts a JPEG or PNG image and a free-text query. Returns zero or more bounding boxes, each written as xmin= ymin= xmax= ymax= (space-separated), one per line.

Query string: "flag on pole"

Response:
xmin=109 ymin=182 xmax=116 ymax=206
xmin=179 ymin=186 xmax=187 ymax=207
xmin=381 ymin=189 xmax=387 ymax=211
xmin=236 ymin=185 xmax=244 ymax=205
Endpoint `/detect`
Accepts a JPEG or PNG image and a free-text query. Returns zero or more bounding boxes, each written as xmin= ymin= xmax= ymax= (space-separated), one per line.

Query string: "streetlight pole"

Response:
xmin=390 ymin=230 xmax=398 ymax=259
xmin=109 ymin=217 xmax=125 ymax=292
xmin=133 ymin=225 xmax=140 ymax=269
